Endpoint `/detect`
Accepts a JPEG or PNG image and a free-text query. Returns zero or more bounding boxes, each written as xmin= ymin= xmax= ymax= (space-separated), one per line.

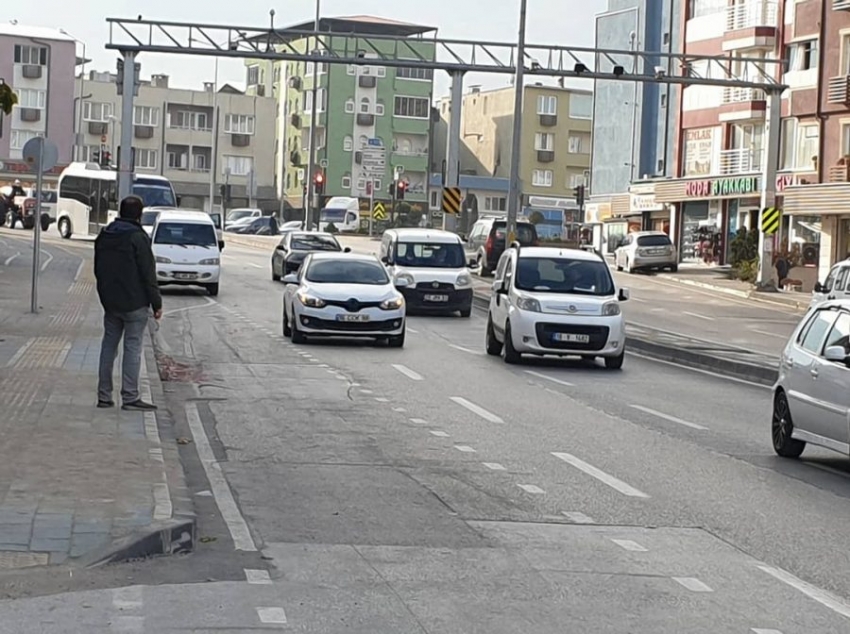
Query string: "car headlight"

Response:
xmin=456 ymin=273 xmax=472 ymax=287
xmin=380 ymin=295 xmax=405 ymax=310
xmin=602 ymin=301 xmax=621 ymax=316
xmin=199 ymin=258 xmax=220 ymax=265
xmin=297 ymin=292 xmax=326 ymax=308
xmin=516 ymin=296 xmax=541 ymax=312
xmin=155 ymin=256 xmax=171 ymax=264
xmin=395 ymin=273 xmax=415 ymax=286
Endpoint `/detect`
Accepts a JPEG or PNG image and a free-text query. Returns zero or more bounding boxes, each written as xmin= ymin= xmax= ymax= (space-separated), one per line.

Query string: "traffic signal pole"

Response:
xmin=756 ymin=89 xmax=782 ymax=289
xmin=305 ymin=0 xmax=321 ymax=232
xmin=505 ymin=0 xmax=528 ymax=243
xmin=117 ymin=50 xmax=136 ymax=201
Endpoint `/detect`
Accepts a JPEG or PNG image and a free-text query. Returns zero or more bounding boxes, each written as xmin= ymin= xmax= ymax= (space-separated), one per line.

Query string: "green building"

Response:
xmin=246 ymin=16 xmax=437 ymax=217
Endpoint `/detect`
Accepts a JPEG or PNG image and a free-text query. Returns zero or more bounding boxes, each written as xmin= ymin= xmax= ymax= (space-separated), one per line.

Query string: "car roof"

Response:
xmin=388 ymin=228 xmax=462 ymax=244
xmin=515 ymin=246 xmax=603 ymax=262
xmin=290 ymin=231 xmax=337 ymax=239
xmin=309 ymin=252 xmax=378 ymax=263
xmin=817 ymin=299 xmax=850 ymax=310
xmin=155 ymin=210 xmax=215 ymax=224
xmin=632 ymin=231 xmax=670 ymax=237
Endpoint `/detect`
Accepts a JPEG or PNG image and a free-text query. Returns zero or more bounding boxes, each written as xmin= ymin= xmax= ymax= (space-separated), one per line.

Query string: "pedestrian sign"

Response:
xmin=373 ymin=201 xmax=387 ymax=221
xmin=761 ymin=206 xmax=781 ymax=235
xmin=442 ymin=187 xmax=462 ymax=215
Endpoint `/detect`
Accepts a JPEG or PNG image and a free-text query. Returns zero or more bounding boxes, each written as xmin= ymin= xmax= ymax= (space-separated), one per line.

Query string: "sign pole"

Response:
xmin=756 ymin=89 xmax=781 ymax=289
xmin=30 ymin=139 xmax=44 ymax=313
xmin=368 ymin=177 xmax=374 ymax=237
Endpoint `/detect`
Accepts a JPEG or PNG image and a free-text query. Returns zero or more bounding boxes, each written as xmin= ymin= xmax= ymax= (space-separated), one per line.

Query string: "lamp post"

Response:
xmin=505 ymin=0 xmax=528 ymax=241
xmin=60 ymin=29 xmax=85 ymax=160
xmin=305 ymin=0 xmax=321 ymax=231
xmin=209 ymin=56 xmax=220 ymax=213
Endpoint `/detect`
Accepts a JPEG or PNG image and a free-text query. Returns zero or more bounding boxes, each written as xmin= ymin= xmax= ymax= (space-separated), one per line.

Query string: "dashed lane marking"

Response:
xmin=611 ymin=539 xmax=648 ymax=552
xmin=517 ymin=484 xmax=545 ymax=494
xmin=429 ymin=430 xmax=450 ymax=437
xmin=410 ymin=418 xmax=428 ymax=425
xmin=450 ymin=396 xmax=504 ymax=424
xmin=375 ymin=397 xmax=390 ymax=403
xmin=630 ymin=404 xmax=708 ymax=431
xmin=682 ymin=311 xmax=715 ymax=322
xmin=672 ymin=577 xmax=713 ymax=593
xmin=525 ymin=370 xmax=575 ymax=388
xmin=392 ymin=364 xmax=423 ymax=381
xmin=483 ymin=462 xmax=506 ymax=471
xmin=245 ymin=569 xmax=273 ymax=585
xmin=552 ymin=452 xmax=650 ymax=498
xmin=454 ymin=445 xmax=477 ymax=453
xmin=757 ymin=564 xmax=850 ymax=619
xmin=562 ymin=511 xmax=594 ymax=524
xmin=256 ymin=607 xmax=288 ymax=624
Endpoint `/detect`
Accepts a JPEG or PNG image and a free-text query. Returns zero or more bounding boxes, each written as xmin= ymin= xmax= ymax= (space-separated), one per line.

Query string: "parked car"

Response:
xmin=224 ymin=208 xmax=262 ymax=230
xmin=466 ymin=217 xmax=538 ymax=276
xmin=230 ymin=216 xmax=279 ymax=235
xmin=271 ymin=231 xmax=345 ymax=281
xmin=810 ymin=260 xmax=850 ymax=308
xmin=772 ymin=299 xmax=850 ymax=459
xmin=614 ymin=231 xmax=677 ymax=274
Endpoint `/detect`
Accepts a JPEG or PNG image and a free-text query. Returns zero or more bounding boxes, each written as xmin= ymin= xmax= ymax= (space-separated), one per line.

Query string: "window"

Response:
xmin=83 ymin=101 xmax=113 ymax=122
xmin=430 ymin=189 xmax=439 ymax=208
xmin=135 ymin=149 xmax=157 ymax=170
xmin=10 ymin=129 xmax=42 ymax=150
xmin=167 ymin=151 xmax=188 ymax=170
xmin=843 ymin=124 xmax=850 ymax=157
xmin=397 ymin=66 xmax=433 ymax=81
xmin=224 ymin=114 xmax=255 ymax=135
xmin=15 ymin=89 xmax=45 ymax=109
xmin=375 ymin=103 xmax=385 ymax=116
xmin=569 ymin=93 xmax=593 ymax=119
xmin=780 ymin=119 xmax=819 ymax=171
xmin=688 ymin=0 xmax=727 ymax=19
xmin=344 ymin=99 xmax=355 ymax=114
xmin=484 ymin=196 xmax=507 ymax=212
xmin=786 ymin=40 xmax=818 ymax=72
xmin=394 ymin=96 xmax=429 ymax=119
xmin=13 ymin=44 xmax=47 ymax=65
xmin=347 ymin=64 xmax=356 ymax=75
xmin=343 ymin=136 xmax=353 ymax=151
xmin=799 ymin=310 xmax=838 ymax=354
xmin=532 ymin=169 xmax=553 ymax=187
xmin=360 ymin=97 xmax=371 ymax=113
xmin=247 ymin=65 xmax=260 ymax=86
xmin=316 ymin=88 xmax=327 ymax=113
xmin=514 ymin=257 xmax=615 ymax=296
xmin=825 ymin=313 xmax=850 ymax=356
xmin=76 ymin=144 xmax=100 ymax=161
xmin=356 ymin=178 xmax=367 ymax=191
xmin=569 ymin=173 xmax=585 ymax=188
xmin=342 ymin=175 xmax=352 ymax=189
xmin=568 ymin=133 xmax=590 ymax=154
xmin=535 ymin=133 xmax=554 ymax=151
xmin=223 ymin=155 xmax=253 ymax=176
xmin=133 ymin=106 xmax=159 ymax=127
xmin=171 ymin=111 xmax=209 ymax=130
xmin=537 ymin=95 xmax=557 ymax=115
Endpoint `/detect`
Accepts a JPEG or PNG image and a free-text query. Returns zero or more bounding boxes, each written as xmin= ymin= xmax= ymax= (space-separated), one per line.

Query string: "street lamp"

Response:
xmin=305 ymin=0 xmax=322 ymax=231
xmin=60 ymin=29 xmax=86 ymax=160
xmin=506 ymin=0 xmax=528 ymax=241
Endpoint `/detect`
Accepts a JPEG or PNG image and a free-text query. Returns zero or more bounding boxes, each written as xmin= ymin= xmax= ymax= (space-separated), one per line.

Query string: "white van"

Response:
xmin=380 ymin=228 xmax=474 ymax=317
xmin=319 ymin=197 xmax=360 ymax=233
xmin=151 ymin=210 xmax=223 ymax=296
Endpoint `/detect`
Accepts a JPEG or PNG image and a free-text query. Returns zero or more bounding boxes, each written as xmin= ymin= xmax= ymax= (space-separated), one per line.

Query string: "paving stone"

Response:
xmin=29 ymin=538 xmax=70 ymax=553
xmin=0 ymin=528 xmax=33 ymax=545
xmin=31 ymin=525 xmax=72 ymax=540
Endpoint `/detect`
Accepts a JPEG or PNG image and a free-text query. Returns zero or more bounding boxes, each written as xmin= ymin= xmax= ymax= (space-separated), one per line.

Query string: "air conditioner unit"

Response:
xmin=20 ymin=108 xmax=41 ymax=122
xmin=356 ymin=113 xmax=374 ymax=127
xmin=21 ymin=65 xmax=42 ymax=79
xmin=134 ymin=125 xmax=154 ymax=139
xmin=231 ymin=134 xmax=250 ymax=147
xmin=537 ymin=149 xmax=555 ymax=163
xmin=539 ymin=114 xmax=557 ymax=127
xmin=359 ymin=75 xmax=377 ymax=89
xmin=256 ymin=85 xmax=266 ymax=97
xmin=88 ymin=121 xmax=108 ymax=135
xmin=288 ymin=76 xmax=302 ymax=89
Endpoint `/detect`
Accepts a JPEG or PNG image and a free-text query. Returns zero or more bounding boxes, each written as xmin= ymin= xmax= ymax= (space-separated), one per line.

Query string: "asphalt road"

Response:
xmin=2 ymin=240 xmax=848 ymax=632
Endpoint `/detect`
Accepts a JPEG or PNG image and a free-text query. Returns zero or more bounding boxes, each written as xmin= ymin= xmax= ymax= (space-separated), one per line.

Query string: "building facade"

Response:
xmin=78 ymin=71 xmax=277 ymax=210
xmin=0 ymin=24 xmax=76 ymax=186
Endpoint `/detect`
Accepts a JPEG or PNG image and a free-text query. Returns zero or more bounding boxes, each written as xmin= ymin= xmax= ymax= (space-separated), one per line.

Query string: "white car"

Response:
xmin=614 ymin=231 xmax=677 ymax=274
xmin=152 ymin=210 xmax=222 ymax=296
xmin=810 ymin=260 xmax=850 ymax=308
xmin=224 ymin=208 xmax=262 ymax=230
xmin=485 ymin=245 xmax=629 ymax=368
xmin=282 ymin=252 xmax=408 ymax=347
xmin=772 ymin=299 xmax=850 ymax=459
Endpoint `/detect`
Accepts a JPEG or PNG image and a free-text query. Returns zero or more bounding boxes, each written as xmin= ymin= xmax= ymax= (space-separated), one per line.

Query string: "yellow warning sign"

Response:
xmin=373 ymin=201 xmax=387 ymax=221
xmin=442 ymin=187 xmax=462 ymax=215
xmin=761 ymin=206 xmax=780 ymax=235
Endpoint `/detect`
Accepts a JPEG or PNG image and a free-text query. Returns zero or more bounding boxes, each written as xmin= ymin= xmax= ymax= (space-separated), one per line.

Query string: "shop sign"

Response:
xmin=776 ymin=174 xmax=795 ymax=193
xmin=629 ymin=193 xmax=660 ymax=212
xmin=584 ymin=202 xmax=612 ymax=224
xmin=685 ymin=176 xmax=759 ymax=198
xmin=0 ymin=160 xmax=65 ymax=176
xmin=685 ymin=180 xmax=711 ymax=197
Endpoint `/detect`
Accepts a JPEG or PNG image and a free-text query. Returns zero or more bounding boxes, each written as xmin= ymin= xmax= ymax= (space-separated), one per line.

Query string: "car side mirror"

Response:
xmin=824 ymin=345 xmax=850 ymax=365
xmin=468 ymin=257 xmax=477 ymax=267
xmin=394 ymin=277 xmax=410 ymax=288
xmin=491 ymin=280 xmax=507 ymax=295
xmin=282 ymin=274 xmax=299 ymax=285
xmin=276 ymin=245 xmax=286 ymax=251
xmin=618 ymin=288 xmax=629 ymax=301
xmin=218 ymin=240 xmax=225 ymax=251
xmin=381 ymin=255 xmax=389 ymax=264
xmin=176 ymin=196 xmax=182 ymax=206
xmin=344 ymin=247 xmax=352 ymax=253
xmin=814 ymin=282 xmax=825 ymax=293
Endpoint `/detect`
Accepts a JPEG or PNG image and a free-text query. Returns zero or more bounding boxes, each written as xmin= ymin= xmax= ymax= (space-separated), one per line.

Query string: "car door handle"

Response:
xmin=828 ymin=295 xmax=835 ymax=300
xmin=811 ymin=369 xmax=819 ymax=379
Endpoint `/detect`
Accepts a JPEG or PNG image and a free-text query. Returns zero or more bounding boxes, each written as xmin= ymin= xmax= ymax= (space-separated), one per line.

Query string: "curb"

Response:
xmin=471 ymin=292 xmax=778 ymax=386
xmin=656 ymin=274 xmax=808 ymax=311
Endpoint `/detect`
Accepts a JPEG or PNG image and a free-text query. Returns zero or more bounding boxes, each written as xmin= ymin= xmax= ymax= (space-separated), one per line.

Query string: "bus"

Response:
xmin=55 ymin=162 xmax=178 ymax=239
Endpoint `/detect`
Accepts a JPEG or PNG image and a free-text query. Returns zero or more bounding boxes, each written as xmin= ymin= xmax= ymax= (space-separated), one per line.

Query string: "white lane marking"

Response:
xmin=393 ymin=406 xmax=407 ymax=412
xmin=3 ymin=252 xmax=20 ymax=266
xmin=751 ymin=328 xmax=788 ymax=340
xmin=482 ymin=462 xmax=506 ymax=471
xmin=673 ymin=577 xmax=713 ymax=593
xmin=256 ymin=607 xmax=288 ymax=624
xmin=248 ymin=263 xmax=263 ymax=269
xmin=517 ymin=484 xmax=545 ymax=494
xmin=40 ymin=249 xmax=54 ymax=272
xmin=454 ymin=445 xmax=477 ymax=453
xmin=630 ymin=404 xmax=708 ymax=431
xmin=450 ymin=396 xmax=504 ymax=424
xmin=751 ymin=630 xmax=784 ymax=634
xmin=185 ymin=403 xmax=257 ymax=552
xmin=245 ymin=569 xmax=272 ymax=585
xmin=682 ymin=311 xmax=715 ymax=321
xmin=429 ymin=430 xmax=450 ymax=437
xmin=626 ymin=350 xmax=771 ymax=391
xmin=551 ymin=452 xmax=650 ymax=498
xmin=757 ymin=564 xmax=850 ymax=619
xmin=611 ymin=539 xmax=648 ymax=552
xmin=629 ymin=296 xmax=647 ymax=303
xmin=410 ymin=418 xmax=428 ymax=425
xmin=525 ymin=370 xmax=575 ymax=388
xmin=163 ymin=297 xmax=218 ymax=316
xmin=392 ymin=364 xmax=423 ymax=381
xmin=562 ymin=511 xmax=594 ymax=524
xmin=450 ymin=344 xmax=483 ymax=355
xmin=73 ymin=259 xmax=85 ymax=282
xmin=407 ymin=327 xmax=420 ymax=334
xmin=360 ymin=389 xmax=374 ymax=395
xmin=375 ymin=397 xmax=390 ymax=403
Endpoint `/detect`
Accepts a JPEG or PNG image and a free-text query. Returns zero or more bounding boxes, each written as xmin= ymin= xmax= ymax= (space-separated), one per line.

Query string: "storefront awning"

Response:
xmin=783 ymin=183 xmax=850 ymax=216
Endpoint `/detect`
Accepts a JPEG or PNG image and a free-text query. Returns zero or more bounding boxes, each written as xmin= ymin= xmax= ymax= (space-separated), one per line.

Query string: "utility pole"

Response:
xmin=756 ymin=89 xmax=781 ymax=289
xmin=117 ymin=50 xmax=137 ymax=200
xmin=444 ymin=71 xmax=464 ymax=233
xmin=208 ymin=56 xmax=220 ymax=213
xmin=506 ymin=0 xmax=528 ymax=242
xmin=305 ymin=0 xmax=321 ymax=232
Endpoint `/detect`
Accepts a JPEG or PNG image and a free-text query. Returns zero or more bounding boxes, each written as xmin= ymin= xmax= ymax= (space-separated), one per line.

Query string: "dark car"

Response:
xmin=271 ymin=231 xmax=345 ymax=281
xmin=232 ymin=216 xmax=279 ymax=235
xmin=467 ymin=218 xmax=538 ymax=275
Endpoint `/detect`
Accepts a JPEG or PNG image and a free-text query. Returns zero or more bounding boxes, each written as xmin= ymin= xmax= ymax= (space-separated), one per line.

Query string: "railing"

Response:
xmin=168 ymin=123 xmax=213 ymax=132
xmin=722 ymin=86 xmax=765 ymax=104
xmin=828 ymin=164 xmax=850 ymax=182
xmin=719 ymin=148 xmax=760 ymax=175
xmin=726 ymin=1 xmax=779 ymax=31
xmin=828 ymin=76 xmax=850 ymax=104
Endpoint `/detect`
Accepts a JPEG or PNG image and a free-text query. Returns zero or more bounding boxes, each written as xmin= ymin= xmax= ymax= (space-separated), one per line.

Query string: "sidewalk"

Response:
xmin=0 ymin=235 xmax=194 ymax=569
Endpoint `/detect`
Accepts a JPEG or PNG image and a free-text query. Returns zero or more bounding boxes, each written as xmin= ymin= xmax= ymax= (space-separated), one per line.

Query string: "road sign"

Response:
xmin=761 ymin=206 xmax=781 ymax=235
xmin=442 ymin=187 xmax=462 ymax=215
xmin=373 ymin=201 xmax=387 ymax=221
xmin=23 ymin=137 xmax=58 ymax=172
xmin=367 ymin=137 xmax=383 ymax=147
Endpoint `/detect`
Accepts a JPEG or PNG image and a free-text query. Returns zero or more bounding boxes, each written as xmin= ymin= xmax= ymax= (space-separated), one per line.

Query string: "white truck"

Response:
xmin=319 ymin=197 xmax=361 ymax=233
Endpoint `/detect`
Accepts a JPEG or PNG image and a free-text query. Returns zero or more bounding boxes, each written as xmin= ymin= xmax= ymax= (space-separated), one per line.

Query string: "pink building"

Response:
xmin=0 ymin=23 xmax=76 ymax=186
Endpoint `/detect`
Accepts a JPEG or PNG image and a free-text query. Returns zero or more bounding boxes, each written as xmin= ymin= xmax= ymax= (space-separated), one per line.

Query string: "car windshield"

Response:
xmin=154 ymin=222 xmax=217 ymax=247
xmin=141 ymin=211 xmax=159 ymax=227
xmin=515 ymin=257 xmax=615 ymax=296
xmin=227 ymin=210 xmax=255 ymax=222
xmin=637 ymin=235 xmax=671 ymax=247
xmin=291 ymin=235 xmax=340 ymax=251
xmin=494 ymin=223 xmax=536 ymax=243
xmin=133 ymin=184 xmax=176 ymax=208
xmin=320 ymin=209 xmax=346 ymax=222
xmin=306 ymin=259 xmax=389 ymax=285
xmin=395 ymin=242 xmax=465 ymax=268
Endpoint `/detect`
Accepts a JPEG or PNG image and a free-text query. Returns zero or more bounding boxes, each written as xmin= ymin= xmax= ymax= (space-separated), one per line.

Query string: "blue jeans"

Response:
xmin=97 ymin=307 xmax=150 ymax=403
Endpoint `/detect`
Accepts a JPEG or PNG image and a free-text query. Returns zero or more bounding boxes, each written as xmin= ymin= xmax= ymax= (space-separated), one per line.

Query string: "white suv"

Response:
xmin=485 ymin=245 xmax=629 ymax=368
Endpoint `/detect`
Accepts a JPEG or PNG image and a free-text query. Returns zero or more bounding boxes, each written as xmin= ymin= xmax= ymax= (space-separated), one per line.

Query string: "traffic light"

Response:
xmin=573 ymin=184 xmax=585 ymax=207
xmin=396 ymin=180 xmax=406 ymax=200
xmin=101 ymin=150 xmax=111 ymax=167
xmin=313 ymin=171 xmax=325 ymax=195
xmin=92 ymin=150 xmax=100 ymax=164
xmin=219 ymin=184 xmax=231 ymax=202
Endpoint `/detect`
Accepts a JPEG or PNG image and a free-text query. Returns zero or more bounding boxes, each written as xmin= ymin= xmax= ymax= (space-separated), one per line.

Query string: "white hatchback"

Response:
xmin=152 ymin=210 xmax=222 ymax=296
xmin=485 ymin=245 xmax=629 ymax=368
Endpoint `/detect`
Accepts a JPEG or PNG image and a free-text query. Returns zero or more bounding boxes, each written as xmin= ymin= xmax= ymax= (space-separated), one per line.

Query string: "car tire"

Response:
xmin=625 ymin=258 xmax=634 ymax=274
xmin=772 ymin=390 xmax=805 ymax=458
xmin=40 ymin=214 xmax=50 ymax=232
xmin=22 ymin=217 xmax=34 ymax=230
xmin=604 ymin=349 xmax=625 ymax=370
xmin=485 ymin=316 xmax=503 ymax=356
xmin=616 ymin=262 xmax=623 ymax=272
xmin=283 ymin=306 xmax=292 ymax=337
xmin=669 ymin=264 xmax=678 ymax=273
xmin=502 ymin=322 xmax=521 ymax=364
xmin=388 ymin=328 xmax=406 ymax=348
xmin=58 ymin=217 xmax=72 ymax=239
xmin=479 ymin=252 xmax=492 ymax=276
xmin=291 ymin=316 xmax=306 ymax=344
xmin=460 ymin=306 xmax=472 ymax=318
xmin=272 ymin=261 xmax=281 ymax=281
xmin=207 ymin=283 xmax=219 ymax=297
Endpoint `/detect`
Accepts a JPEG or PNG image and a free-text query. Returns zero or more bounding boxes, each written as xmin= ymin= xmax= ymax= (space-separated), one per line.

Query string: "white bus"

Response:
xmin=55 ymin=162 xmax=178 ymax=239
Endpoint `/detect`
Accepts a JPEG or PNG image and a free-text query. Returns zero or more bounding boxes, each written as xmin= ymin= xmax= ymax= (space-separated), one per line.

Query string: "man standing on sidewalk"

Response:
xmin=94 ymin=195 xmax=163 ymax=410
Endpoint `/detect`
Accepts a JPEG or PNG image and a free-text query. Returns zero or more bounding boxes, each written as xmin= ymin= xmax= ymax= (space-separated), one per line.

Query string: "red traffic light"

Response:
xmin=314 ymin=172 xmax=324 ymax=183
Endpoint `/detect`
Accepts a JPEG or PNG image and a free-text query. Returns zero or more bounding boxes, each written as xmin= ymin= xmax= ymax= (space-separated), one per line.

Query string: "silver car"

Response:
xmin=614 ymin=231 xmax=677 ymax=274
xmin=772 ymin=299 xmax=850 ymax=459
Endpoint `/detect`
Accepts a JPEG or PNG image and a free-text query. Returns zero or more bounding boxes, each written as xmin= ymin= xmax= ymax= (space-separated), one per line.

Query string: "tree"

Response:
xmin=0 ymin=83 xmax=16 ymax=116
xmin=528 ymin=211 xmax=545 ymax=225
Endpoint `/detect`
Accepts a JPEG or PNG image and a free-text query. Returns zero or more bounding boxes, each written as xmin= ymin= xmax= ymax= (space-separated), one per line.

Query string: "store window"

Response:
xmin=789 ymin=216 xmax=821 ymax=267
xmin=780 ymin=119 xmax=819 ymax=171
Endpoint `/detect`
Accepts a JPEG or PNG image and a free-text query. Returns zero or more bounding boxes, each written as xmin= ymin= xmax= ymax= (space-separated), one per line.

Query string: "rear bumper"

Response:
xmin=401 ymin=287 xmax=473 ymax=312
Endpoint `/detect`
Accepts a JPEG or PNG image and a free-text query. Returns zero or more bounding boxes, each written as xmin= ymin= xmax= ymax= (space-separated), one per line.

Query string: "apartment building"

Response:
xmin=0 ymin=23 xmax=76 ymax=185
xmin=247 ymin=16 xmax=437 ymax=218
xmin=78 ymin=71 xmax=277 ymax=210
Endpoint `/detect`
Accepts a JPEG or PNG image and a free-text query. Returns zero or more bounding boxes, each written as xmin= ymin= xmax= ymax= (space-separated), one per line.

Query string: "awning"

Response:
xmin=783 ymin=183 xmax=850 ymax=216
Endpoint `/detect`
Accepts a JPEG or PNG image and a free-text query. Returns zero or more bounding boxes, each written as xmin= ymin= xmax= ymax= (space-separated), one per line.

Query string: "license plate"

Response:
xmin=174 ymin=273 xmax=198 ymax=280
xmin=336 ymin=314 xmax=370 ymax=322
xmin=554 ymin=333 xmax=590 ymax=343
xmin=424 ymin=294 xmax=449 ymax=302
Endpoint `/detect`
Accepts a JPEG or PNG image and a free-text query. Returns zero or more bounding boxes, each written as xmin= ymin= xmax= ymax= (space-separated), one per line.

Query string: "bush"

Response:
xmin=735 ymin=258 xmax=759 ymax=283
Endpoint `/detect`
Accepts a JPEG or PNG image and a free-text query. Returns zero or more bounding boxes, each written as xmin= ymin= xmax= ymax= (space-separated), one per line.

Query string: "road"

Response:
xmin=2 ymin=239 xmax=848 ymax=632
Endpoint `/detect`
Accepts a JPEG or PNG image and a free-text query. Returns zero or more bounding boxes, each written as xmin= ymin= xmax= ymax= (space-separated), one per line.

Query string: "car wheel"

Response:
xmin=502 ymin=322 xmax=521 ymax=364
xmin=669 ymin=264 xmax=678 ymax=273
xmin=616 ymin=261 xmax=623 ymax=272
xmin=625 ymin=258 xmax=634 ymax=274
xmin=485 ymin=316 xmax=503 ymax=356
xmin=291 ymin=315 xmax=307 ymax=344
xmin=282 ymin=306 xmax=292 ymax=337
xmin=460 ymin=306 xmax=472 ymax=318
xmin=604 ymin=349 xmax=625 ymax=370
xmin=272 ymin=262 xmax=281 ymax=282
xmin=58 ymin=217 xmax=72 ymax=239
xmin=772 ymin=390 xmax=805 ymax=458
xmin=22 ymin=217 xmax=34 ymax=230
xmin=479 ymin=252 xmax=492 ymax=276
xmin=40 ymin=214 xmax=50 ymax=232
xmin=388 ymin=328 xmax=406 ymax=348
xmin=207 ymin=283 xmax=219 ymax=297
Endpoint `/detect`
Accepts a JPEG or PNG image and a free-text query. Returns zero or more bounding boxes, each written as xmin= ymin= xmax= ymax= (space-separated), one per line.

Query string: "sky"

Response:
xmin=7 ymin=0 xmax=608 ymax=98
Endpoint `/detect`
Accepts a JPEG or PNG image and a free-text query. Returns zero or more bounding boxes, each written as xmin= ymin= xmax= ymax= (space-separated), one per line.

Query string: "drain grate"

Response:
xmin=0 ymin=551 xmax=49 ymax=569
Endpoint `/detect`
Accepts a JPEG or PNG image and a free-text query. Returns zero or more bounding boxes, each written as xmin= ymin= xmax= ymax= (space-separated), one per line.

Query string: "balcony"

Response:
xmin=723 ymin=87 xmax=765 ymax=104
xmin=726 ymin=1 xmax=778 ymax=30
xmin=828 ymin=161 xmax=850 ymax=183
xmin=134 ymin=125 xmax=154 ymax=139
xmin=21 ymin=64 xmax=42 ymax=79
xmin=537 ymin=149 xmax=555 ymax=163
xmin=391 ymin=150 xmax=428 ymax=173
xmin=835 ymin=0 xmax=850 ymax=10
xmin=719 ymin=87 xmax=766 ymax=121
xmin=828 ymin=76 xmax=850 ymax=104
xmin=19 ymin=108 xmax=41 ymax=122
xmin=719 ymin=148 xmax=760 ymax=175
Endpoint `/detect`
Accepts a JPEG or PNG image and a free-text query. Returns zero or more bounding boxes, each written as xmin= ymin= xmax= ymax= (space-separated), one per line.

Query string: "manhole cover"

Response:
xmin=0 ymin=551 xmax=49 ymax=569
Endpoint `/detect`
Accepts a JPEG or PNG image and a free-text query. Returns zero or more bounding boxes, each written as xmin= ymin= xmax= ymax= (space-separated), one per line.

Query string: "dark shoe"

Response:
xmin=122 ymin=400 xmax=158 ymax=411
xmin=97 ymin=400 xmax=114 ymax=408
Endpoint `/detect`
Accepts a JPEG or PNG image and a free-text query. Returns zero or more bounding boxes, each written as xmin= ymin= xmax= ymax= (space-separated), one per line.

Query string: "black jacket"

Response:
xmin=94 ymin=218 xmax=162 ymax=314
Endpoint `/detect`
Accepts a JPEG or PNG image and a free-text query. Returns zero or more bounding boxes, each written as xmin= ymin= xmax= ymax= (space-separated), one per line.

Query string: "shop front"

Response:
xmin=629 ymin=184 xmax=670 ymax=234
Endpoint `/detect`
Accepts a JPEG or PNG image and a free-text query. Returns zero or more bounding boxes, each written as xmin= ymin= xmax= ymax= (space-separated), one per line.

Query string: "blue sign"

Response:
xmin=367 ymin=138 xmax=383 ymax=147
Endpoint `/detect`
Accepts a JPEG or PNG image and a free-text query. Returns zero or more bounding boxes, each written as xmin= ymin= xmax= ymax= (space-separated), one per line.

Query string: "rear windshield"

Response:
xmin=637 ymin=235 xmax=672 ymax=247
xmin=154 ymin=222 xmax=217 ymax=247
xmin=141 ymin=211 xmax=159 ymax=226
xmin=515 ymin=257 xmax=615 ymax=296
xmin=305 ymin=259 xmax=389 ymax=285
xmin=394 ymin=242 xmax=465 ymax=268
xmin=493 ymin=223 xmax=536 ymax=244
xmin=291 ymin=235 xmax=340 ymax=251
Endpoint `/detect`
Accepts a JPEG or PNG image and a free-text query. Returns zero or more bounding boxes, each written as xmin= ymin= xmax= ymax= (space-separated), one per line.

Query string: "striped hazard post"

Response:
xmin=761 ymin=206 xmax=781 ymax=235
xmin=442 ymin=187 xmax=462 ymax=215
